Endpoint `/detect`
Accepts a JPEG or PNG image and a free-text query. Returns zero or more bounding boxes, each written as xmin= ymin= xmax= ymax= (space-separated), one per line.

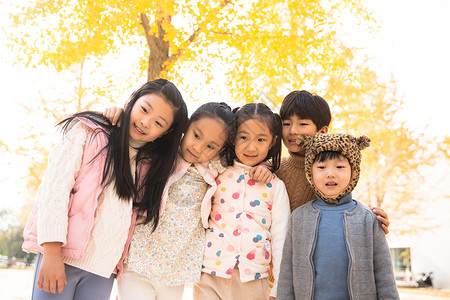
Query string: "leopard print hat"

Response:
xmin=296 ymin=133 xmax=371 ymax=204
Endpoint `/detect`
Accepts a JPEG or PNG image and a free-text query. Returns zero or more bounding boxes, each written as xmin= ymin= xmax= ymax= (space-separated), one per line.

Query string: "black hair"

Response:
xmin=227 ymin=103 xmax=282 ymax=171
xmin=59 ymin=79 xmax=187 ymax=232
xmin=188 ymin=102 xmax=236 ymax=163
xmin=314 ymin=151 xmax=348 ymax=163
xmin=280 ymin=90 xmax=331 ymax=131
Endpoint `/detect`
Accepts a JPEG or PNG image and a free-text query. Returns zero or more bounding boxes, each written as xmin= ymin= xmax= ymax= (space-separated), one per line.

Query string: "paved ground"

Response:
xmin=397 ymin=287 xmax=450 ymax=300
xmin=0 ymin=268 xmax=192 ymax=300
xmin=1 ymin=268 xmax=449 ymax=300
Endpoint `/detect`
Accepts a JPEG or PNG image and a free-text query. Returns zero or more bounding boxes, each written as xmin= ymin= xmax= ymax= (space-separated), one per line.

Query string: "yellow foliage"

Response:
xmin=6 ymin=0 xmax=442 ymax=233
xmin=8 ymin=0 xmax=375 ymax=85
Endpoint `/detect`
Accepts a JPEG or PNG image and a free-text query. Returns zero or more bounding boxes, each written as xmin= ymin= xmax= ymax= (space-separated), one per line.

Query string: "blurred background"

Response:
xmin=0 ymin=0 xmax=449 ymax=299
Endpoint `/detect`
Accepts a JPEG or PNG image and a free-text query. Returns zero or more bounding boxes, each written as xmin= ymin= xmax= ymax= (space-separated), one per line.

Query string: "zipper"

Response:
xmin=310 ymin=210 xmax=321 ymax=300
xmin=344 ymin=215 xmax=353 ymax=300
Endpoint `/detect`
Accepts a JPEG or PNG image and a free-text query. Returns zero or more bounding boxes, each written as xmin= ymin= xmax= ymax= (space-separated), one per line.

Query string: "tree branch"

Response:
xmin=210 ymin=30 xmax=311 ymax=39
xmin=140 ymin=13 xmax=153 ymax=49
xmin=77 ymin=59 xmax=84 ymax=111
xmin=166 ymin=0 xmax=233 ymax=68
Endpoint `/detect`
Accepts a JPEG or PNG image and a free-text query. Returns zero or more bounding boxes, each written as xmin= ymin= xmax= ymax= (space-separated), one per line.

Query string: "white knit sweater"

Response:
xmin=37 ymin=122 xmax=143 ymax=278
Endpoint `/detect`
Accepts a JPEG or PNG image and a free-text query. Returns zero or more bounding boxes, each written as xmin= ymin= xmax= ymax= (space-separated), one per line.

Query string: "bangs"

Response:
xmin=314 ymin=151 xmax=346 ymax=163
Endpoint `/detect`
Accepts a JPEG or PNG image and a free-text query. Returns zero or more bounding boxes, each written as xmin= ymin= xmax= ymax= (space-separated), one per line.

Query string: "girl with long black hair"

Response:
xmin=23 ymin=78 xmax=187 ymax=300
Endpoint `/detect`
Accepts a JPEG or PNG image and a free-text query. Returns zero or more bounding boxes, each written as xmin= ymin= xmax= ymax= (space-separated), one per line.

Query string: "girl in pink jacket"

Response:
xmin=195 ymin=103 xmax=291 ymax=300
xmin=22 ymin=79 xmax=187 ymax=300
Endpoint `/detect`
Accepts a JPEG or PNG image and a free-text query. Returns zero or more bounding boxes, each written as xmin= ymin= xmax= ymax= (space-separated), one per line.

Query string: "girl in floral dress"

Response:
xmin=116 ymin=102 xmax=235 ymax=300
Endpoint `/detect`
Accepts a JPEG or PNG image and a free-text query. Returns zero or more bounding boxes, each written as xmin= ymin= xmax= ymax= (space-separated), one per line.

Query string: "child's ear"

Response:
xmin=318 ymin=125 xmax=328 ymax=133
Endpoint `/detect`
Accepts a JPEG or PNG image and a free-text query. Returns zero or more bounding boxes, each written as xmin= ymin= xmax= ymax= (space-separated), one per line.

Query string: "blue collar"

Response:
xmin=314 ymin=192 xmax=353 ymax=206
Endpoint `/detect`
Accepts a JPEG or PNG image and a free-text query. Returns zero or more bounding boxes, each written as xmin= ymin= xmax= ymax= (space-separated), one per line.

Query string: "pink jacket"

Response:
xmin=115 ymin=153 xmax=219 ymax=275
xmin=22 ymin=118 xmax=137 ymax=277
xmin=162 ymin=154 xmax=219 ymax=228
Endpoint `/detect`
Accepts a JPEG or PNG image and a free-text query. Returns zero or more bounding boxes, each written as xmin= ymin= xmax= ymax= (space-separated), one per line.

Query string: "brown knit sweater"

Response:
xmin=276 ymin=151 xmax=316 ymax=212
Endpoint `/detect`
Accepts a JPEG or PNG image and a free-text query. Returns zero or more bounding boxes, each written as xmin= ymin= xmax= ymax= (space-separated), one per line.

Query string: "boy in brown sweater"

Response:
xmin=275 ymin=90 xmax=390 ymax=232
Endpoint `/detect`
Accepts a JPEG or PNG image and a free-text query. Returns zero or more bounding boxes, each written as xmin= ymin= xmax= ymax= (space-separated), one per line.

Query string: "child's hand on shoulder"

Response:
xmin=371 ymin=207 xmax=390 ymax=234
xmin=103 ymin=106 xmax=124 ymax=126
xmin=249 ymin=162 xmax=272 ymax=184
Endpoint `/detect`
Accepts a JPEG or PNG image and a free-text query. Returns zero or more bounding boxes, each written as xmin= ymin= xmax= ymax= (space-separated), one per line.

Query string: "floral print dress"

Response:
xmin=125 ymin=164 xmax=209 ymax=285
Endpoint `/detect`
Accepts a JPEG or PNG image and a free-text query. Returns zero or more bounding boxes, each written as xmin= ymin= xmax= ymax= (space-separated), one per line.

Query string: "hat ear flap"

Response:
xmin=296 ymin=134 xmax=313 ymax=149
xmin=356 ymin=135 xmax=371 ymax=150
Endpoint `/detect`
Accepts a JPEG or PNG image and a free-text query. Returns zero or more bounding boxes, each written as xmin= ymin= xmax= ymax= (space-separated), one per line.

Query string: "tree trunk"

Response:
xmin=140 ymin=13 xmax=170 ymax=81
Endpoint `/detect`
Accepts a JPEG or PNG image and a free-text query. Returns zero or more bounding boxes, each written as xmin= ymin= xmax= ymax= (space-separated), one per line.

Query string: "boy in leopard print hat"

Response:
xmin=277 ymin=133 xmax=399 ymax=300
xmin=300 ymin=132 xmax=370 ymax=204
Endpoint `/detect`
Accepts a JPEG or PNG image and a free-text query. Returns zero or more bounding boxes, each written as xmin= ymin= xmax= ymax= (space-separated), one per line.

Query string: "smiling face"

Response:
xmin=312 ymin=155 xmax=351 ymax=199
xmin=234 ymin=119 xmax=275 ymax=167
xmin=282 ymin=114 xmax=327 ymax=153
xmin=180 ymin=117 xmax=228 ymax=164
xmin=128 ymin=93 xmax=175 ymax=143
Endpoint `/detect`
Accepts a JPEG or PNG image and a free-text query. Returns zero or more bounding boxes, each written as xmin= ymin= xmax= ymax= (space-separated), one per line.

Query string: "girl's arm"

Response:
xmin=37 ymin=121 xmax=87 ymax=246
xmin=34 ymin=121 xmax=87 ymax=293
xmin=268 ymin=181 xmax=291 ymax=298
xmin=372 ymin=207 xmax=390 ymax=234
xmin=37 ymin=242 xmax=67 ymax=294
